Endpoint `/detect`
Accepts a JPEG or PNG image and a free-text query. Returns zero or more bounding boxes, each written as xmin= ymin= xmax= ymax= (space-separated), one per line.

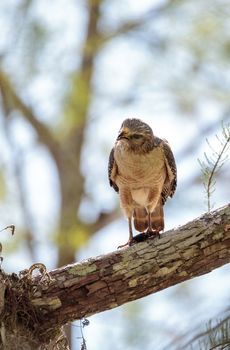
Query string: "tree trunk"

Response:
xmin=0 ymin=204 xmax=229 ymax=348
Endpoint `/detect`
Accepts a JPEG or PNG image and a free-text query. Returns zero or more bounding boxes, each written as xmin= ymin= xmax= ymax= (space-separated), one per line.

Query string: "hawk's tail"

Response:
xmin=150 ymin=200 xmax=164 ymax=232
xmin=133 ymin=201 xmax=164 ymax=232
xmin=133 ymin=208 xmax=148 ymax=232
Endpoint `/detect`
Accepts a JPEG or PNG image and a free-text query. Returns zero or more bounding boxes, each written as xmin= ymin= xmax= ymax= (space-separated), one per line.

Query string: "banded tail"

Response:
xmin=133 ymin=201 xmax=164 ymax=232
xmin=133 ymin=208 xmax=148 ymax=232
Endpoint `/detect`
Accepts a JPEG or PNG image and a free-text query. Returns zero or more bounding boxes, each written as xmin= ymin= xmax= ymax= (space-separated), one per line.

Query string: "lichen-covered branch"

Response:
xmin=32 ymin=204 xmax=230 ymax=327
xmin=1 ymin=203 xmax=230 ymax=347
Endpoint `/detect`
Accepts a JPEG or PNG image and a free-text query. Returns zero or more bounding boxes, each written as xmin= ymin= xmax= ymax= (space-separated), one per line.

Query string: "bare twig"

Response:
xmin=79 ymin=319 xmax=89 ymax=350
xmin=0 ymin=225 xmax=15 ymax=235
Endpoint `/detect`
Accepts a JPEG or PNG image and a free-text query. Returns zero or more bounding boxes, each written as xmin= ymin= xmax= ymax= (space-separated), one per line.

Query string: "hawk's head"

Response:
xmin=116 ymin=118 xmax=154 ymax=153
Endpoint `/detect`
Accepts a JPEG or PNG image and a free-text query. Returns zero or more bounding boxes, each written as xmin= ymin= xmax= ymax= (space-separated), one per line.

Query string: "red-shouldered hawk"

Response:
xmin=108 ymin=118 xmax=177 ymax=247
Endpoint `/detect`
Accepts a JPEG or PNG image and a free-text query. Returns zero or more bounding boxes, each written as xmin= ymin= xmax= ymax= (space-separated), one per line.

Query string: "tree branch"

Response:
xmin=1 ymin=204 xmax=230 ymax=346
xmin=100 ymin=0 xmax=174 ymax=44
xmin=0 ymin=69 xmax=59 ymax=160
xmin=87 ymin=208 xmax=121 ymax=235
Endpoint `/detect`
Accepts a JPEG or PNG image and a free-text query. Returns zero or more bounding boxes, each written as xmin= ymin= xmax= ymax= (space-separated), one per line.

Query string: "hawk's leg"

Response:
xmin=128 ymin=217 xmax=133 ymax=241
xmin=147 ymin=212 xmax=153 ymax=233
xmin=117 ymin=217 xmax=134 ymax=248
xmin=146 ymin=212 xmax=160 ymax=237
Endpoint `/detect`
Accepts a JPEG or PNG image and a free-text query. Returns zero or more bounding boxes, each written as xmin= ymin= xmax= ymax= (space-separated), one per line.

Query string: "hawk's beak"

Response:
xmin=117 ymin=129 xmax=130 ymax=140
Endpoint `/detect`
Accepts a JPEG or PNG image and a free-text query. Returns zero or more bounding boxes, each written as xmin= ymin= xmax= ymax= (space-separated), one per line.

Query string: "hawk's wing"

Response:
xmin=161 ymin=139 xmax=177 ymax=204
xmin=108 ymin=147 xmax=119 ymax=193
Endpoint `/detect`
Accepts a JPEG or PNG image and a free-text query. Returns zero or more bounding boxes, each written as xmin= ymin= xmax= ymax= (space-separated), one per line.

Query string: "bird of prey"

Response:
xmin=108 ymin=118 xmax=177 ymax=247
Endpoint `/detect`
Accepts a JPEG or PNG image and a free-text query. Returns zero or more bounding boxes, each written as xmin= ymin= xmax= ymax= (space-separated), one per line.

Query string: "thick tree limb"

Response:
xmin=35 ymin=204 xmax=229 ymax=324
xmin=1 ymin=204 xmax=230 ymax=346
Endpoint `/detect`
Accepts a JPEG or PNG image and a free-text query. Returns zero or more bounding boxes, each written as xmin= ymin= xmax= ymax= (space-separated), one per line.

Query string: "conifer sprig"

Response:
xmin=198 ymin=122 xmax=230 ymax=212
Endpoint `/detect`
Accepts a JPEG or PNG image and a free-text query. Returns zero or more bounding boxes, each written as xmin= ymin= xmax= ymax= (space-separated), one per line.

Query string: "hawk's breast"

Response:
xmin=114 ymin=144 xmax=166 ymax=189
xmin=131 ymin=188 xmax=149 ymax=206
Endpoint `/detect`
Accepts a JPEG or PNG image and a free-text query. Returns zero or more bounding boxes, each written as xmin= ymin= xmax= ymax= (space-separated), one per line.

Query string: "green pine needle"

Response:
xmin=198 ymin=122 xmax=230 ymax=212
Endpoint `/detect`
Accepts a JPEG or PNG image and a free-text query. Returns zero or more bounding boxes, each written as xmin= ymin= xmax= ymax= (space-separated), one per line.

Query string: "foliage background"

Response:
xmin=0 ymin=0 xmax=229 ymax=349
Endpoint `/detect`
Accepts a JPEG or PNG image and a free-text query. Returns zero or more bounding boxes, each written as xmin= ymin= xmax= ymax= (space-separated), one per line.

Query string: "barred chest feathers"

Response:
xmin=114 ymin=142 xmax=166 ymax=189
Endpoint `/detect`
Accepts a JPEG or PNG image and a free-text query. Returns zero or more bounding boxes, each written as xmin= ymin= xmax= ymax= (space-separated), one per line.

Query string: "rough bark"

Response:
xmin=2 ymin=205 xmax=230 ymax=342
xmin=0 ymin=204 xmax=230 ymax=348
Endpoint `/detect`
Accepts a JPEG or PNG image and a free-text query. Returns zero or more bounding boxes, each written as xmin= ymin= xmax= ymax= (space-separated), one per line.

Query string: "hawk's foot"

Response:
xmin=146 ymin=229 xmax=160 ymax=238
xmin=117 ymin=233 xmax=147 ymax=248
xmin=117 ymin=239 xmax=135 ymax=249
xmin=117 ymin=231 xmax=160 ymax=249
xmin=132 ymin=232 xmax=150 ymax=243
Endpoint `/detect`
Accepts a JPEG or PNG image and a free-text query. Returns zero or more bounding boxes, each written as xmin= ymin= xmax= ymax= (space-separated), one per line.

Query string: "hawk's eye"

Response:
xmin=132 ymin=134 xmax=142 ymax=139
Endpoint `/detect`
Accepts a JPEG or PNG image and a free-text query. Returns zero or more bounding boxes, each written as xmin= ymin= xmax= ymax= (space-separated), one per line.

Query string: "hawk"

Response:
xmin=108 ymin=118 xmax=177 ymax=247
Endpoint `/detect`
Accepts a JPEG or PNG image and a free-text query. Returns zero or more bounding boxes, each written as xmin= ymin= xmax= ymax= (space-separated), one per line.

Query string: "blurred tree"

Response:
xmin=1 ymin=0 xmax=108 ymax=267
xmin=0 ymin=0 xmax=230 ymax=349
xmin=0 ymin=0 xmax=229 ymax=264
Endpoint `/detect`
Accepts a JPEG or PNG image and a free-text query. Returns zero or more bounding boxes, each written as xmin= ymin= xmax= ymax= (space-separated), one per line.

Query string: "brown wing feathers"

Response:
xmin=161 ymin=140 xmax=177 ymax=203
xmin=108 ymin=147 xmax=119 ymax=193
